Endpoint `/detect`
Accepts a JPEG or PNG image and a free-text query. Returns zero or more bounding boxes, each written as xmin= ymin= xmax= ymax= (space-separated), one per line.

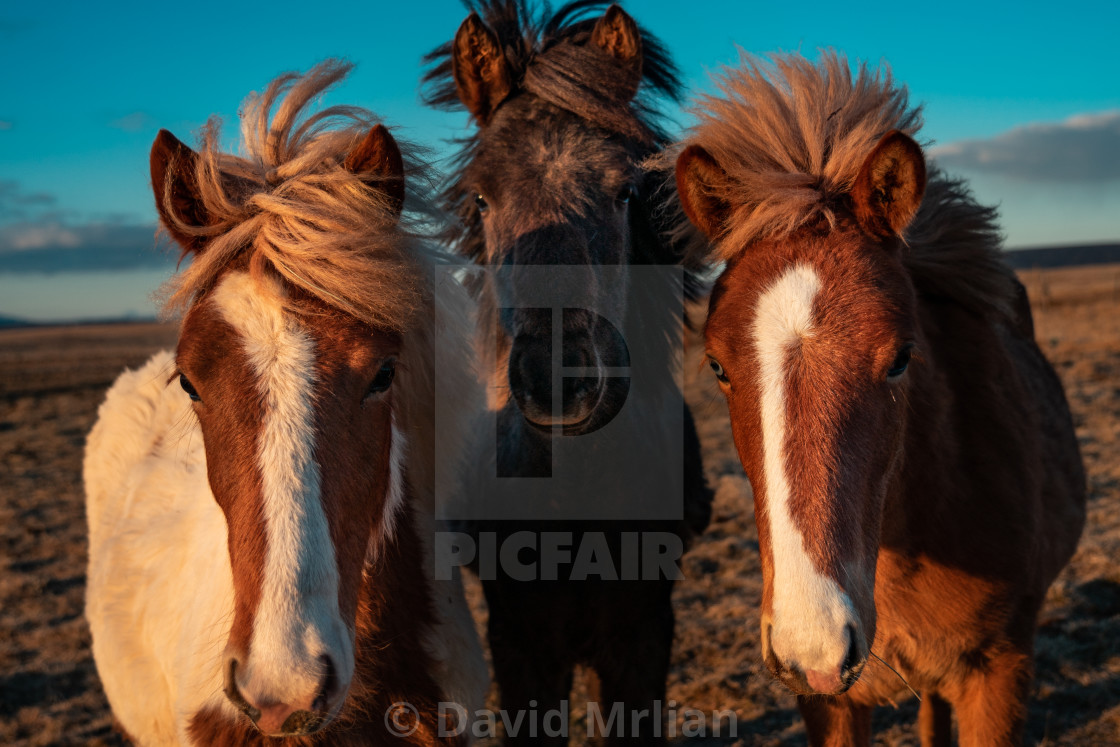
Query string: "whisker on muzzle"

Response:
xmin=869 ymin=650 xmax=922 ymax=702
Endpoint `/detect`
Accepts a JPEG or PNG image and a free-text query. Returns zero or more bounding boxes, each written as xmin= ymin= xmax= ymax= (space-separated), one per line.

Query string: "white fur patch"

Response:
xmin=85 ymin=350 xmax=242 ymax=745
xmin=753 ymin=263 xmax=857 ymax=674
xmin=211 ymin=272 xmax=353 ymax=708
xmin=383 ymin=417 xmax=408 ymax=542
xmin=363 ymin=418 xmax=408 ymax=568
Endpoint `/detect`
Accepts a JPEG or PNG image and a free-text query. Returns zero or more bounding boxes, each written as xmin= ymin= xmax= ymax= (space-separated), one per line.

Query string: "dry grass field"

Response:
xmin=2 ymin=264 xmax=1119 ymax=745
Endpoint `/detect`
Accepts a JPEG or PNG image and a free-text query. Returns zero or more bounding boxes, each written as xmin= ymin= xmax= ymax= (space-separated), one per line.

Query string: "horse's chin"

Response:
xmin=250 ymin=708 xmax=332 ymax=738
xmin=517 ymin=383 xmax=607 ymax=436
xmin=522 ymin=409 xmax=595 ymax=437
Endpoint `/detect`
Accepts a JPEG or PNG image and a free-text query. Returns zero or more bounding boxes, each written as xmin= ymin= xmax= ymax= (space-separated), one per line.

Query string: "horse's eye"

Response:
xmin=616 ymin=185 xmax=634 ymax=206
xmin=709 ymin=357 xmax=729 ymax=384
xmin=887 ymin=345 xmax=914 ymax=380
xmin=366 ymin=359 xmax=397 ymax=398
xmin=474 ymin=194 xmax=489 ymax=213
xmin=179 ymin=374 xmax=201 ymax=402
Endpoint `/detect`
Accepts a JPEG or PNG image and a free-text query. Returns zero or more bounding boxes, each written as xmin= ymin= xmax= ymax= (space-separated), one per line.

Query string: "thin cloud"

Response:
xmin=0 ymin=222 xmax=175 ymax=273
xmin=0 ymin=120 xmax=12 ymax=131
xmin=0 ymin=180 xmax=58 ymax=221
xmin=109 ymin=111 xmax=157 ymax=132
xmin=0 ymin=181 xmax=174 ymax=273
xmin=930 ymin=110 xmax=1120 ymax=182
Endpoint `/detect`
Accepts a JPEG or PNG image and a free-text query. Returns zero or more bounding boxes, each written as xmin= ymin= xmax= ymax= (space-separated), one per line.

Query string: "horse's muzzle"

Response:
xmin=508 ymin=332 xmax=604 ymax=431
xmin=223 ymin=655 xmax=337 ymax=736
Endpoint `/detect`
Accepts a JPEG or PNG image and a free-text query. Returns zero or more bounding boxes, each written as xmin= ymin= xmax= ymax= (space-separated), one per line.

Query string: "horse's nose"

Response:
xmin=803 ymin=635 xmax=865 ymax=694
xmin=509 ymin=333 xmax=603 ymax=428
xmin=560 ymin=333 xmax=600 ymax=412
xmin=762 ymin=621 xmax=866 ymax=696
xmin=508 ymin=334 xmax=553 ymax=423
xmin=224 ymin=655 xmax=338 ymax=736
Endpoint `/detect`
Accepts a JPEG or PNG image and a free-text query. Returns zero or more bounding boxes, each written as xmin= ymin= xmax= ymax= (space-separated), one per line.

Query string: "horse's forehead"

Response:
xmin=708 ymin=237 xmax=908 ymax=360
xmin=480 ymin=102 xmax=633 ymax=189
xmin=181 ymin=273 xmax=396 ymax=385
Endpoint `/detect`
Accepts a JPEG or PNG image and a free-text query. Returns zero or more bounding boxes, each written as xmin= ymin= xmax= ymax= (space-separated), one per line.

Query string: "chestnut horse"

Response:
xmin=422 ymin=2 xmax=711 ymax=742
xmin=84 ymin=61 xmax=486 ymax=745
xmin=673 ymin=53 xmax=1085 ymax=745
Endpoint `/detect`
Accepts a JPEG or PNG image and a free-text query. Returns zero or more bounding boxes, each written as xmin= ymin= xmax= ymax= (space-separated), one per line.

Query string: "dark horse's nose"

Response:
xmin=509 ymin=331 xmax=602 ymax=429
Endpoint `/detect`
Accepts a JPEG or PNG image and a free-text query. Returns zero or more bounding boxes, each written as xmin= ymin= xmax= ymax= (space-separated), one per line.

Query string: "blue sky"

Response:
xmin=1 ymin=0 xmax=1118 ymax=321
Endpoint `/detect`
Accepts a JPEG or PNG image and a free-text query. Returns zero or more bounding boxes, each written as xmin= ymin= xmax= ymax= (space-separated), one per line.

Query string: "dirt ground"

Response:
xmin=2 ymin=264 xmax=1119 ymax=745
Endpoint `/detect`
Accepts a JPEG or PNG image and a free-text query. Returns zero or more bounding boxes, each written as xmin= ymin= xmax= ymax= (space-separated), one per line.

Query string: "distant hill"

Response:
xmin=1004 ymin=243 xmax=1120 ymax=269
xmin=0 ymin=314 xmax=160 ymax=329
xmin=0 ymin=314 xmax=31 ymax=328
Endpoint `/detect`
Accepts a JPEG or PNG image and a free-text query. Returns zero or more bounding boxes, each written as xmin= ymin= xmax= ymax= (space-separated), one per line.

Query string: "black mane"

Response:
xmin=422 ymin=0 xmax=682 ymax=142
xmin=422 ymin=0 xmax=707 ymax=279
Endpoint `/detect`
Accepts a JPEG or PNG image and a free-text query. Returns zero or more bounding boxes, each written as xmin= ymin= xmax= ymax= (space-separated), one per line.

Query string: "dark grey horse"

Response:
xmin=424 ymin=2 xmax=712 ymax=742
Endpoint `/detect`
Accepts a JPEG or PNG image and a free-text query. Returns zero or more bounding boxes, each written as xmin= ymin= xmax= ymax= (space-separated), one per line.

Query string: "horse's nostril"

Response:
xmin=509 ymin=337 xmax=552 ymax=400
xmin=223 ymin=658 xmax=260 ymax=722
xmin=312 ymin=655 xmax=337 ymax=713
xmin=562 ymin=373 xmax=599 ymax=400
xmin=762 ymin=622 xmax=779 ymax=670
xmin=840 ymin=624 xmax=866 ymax=684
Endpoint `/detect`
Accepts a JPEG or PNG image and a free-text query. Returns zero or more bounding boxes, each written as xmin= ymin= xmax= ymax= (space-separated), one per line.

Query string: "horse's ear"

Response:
xmin=344 ymin=124 xmax=405 ymax=217
xmin=851 ymin=130 xmax=926 ymax=239
xmin=150 ymin=129 xmax=211 ymax=255
xmin=451 ymin=12 xmax=514 ymax=124
xmin=590 ymin=4 xmax=643 ymax=100
xmin=676 ymin=145 xmax=733 ymax=240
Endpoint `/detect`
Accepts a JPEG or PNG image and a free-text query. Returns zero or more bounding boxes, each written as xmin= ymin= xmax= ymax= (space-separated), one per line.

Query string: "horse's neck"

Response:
xmin=881 ymin=300 xmax=988 ymax=547
xmin=353 ymin=484 xmax=440 ymax=689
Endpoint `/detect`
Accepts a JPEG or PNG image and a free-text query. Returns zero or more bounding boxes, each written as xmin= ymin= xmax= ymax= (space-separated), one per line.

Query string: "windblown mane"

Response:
xmin=159 ymin=59 xmax=444 ymax=333
xmin=679 ymin=51 xmax=1018 ymax=320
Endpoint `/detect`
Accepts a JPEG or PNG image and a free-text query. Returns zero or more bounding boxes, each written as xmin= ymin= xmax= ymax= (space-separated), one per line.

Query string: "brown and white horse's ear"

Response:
xmin=150 ymin=129 xmax=212 ymax=255
xmin=451 ymin=12 xmax=514 ymax=124
xmin=676 ymin=144 xmax=733 ymax=239
xmin=344 ymin=124 xmax=405 ymax=217
xmin=851 ymin=130 xmax=927 ymax=239
xmin=590 ymin=4 xmax=643 ymax=100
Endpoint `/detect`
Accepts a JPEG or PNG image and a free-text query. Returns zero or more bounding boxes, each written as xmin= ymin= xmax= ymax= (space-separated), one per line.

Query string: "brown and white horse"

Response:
xmin=84 ymin=61 xmax=486 ymax=745
xmin=672 ymin=53 xmax=1086 ymax=745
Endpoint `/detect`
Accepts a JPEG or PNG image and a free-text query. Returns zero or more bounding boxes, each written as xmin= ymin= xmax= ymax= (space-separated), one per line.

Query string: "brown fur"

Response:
xmin=155 ymin=59 xmax=439 ymax=334
xmin=174 ymin=303 xmax=268 ymax=657
xmin=667 ymin=50 xmax=1020 ymax=325
xmin=662 ymin=51 xmax=922 ymax=257
xmin=143 ymin=61 xmax=475 ymax=744
xmin=674 ymin=144 xmax=732 ymax=239
xmin=304 ymin=298 xmax=401 ymax=634
xmin=850 ymin=130 xmax=926 ymax=238
xmin=188 ymin=506 xmax=460 ymax=746
xmin=452 ymin=13 xmax=515 ymax=124
xmin=588 ymin=4 xmax=642 ymax=97
xmin=343 ymin=124 xmax=407 ymax=216
xmin=424 ymin=5 xmax=714 ymax=743
xmin=686 ymin=52 xmax=1087 ymax=745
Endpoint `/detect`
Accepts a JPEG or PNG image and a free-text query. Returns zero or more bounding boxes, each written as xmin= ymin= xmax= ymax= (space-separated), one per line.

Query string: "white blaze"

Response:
xmin=753 ymin=263 xmax=856 ymax=675
xmin=212 ymin=272 xmax=353 ymax=706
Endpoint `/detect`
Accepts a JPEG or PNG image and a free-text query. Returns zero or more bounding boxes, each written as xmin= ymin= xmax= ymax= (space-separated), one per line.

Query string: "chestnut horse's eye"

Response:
xmin=709 ymin=357 xmax=729 ymax=384
xmin=179 ymin=374 xmax=201 ymax=402
xmin=887 ymin=345 xmax=914 ymax=380
xmin=616 ymin=184 xmax=634 ymax=206
xmin=474 ymin=194 xmax=489 ymax=213
xmin=366 ymin=359 xmax=397 ymax=399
